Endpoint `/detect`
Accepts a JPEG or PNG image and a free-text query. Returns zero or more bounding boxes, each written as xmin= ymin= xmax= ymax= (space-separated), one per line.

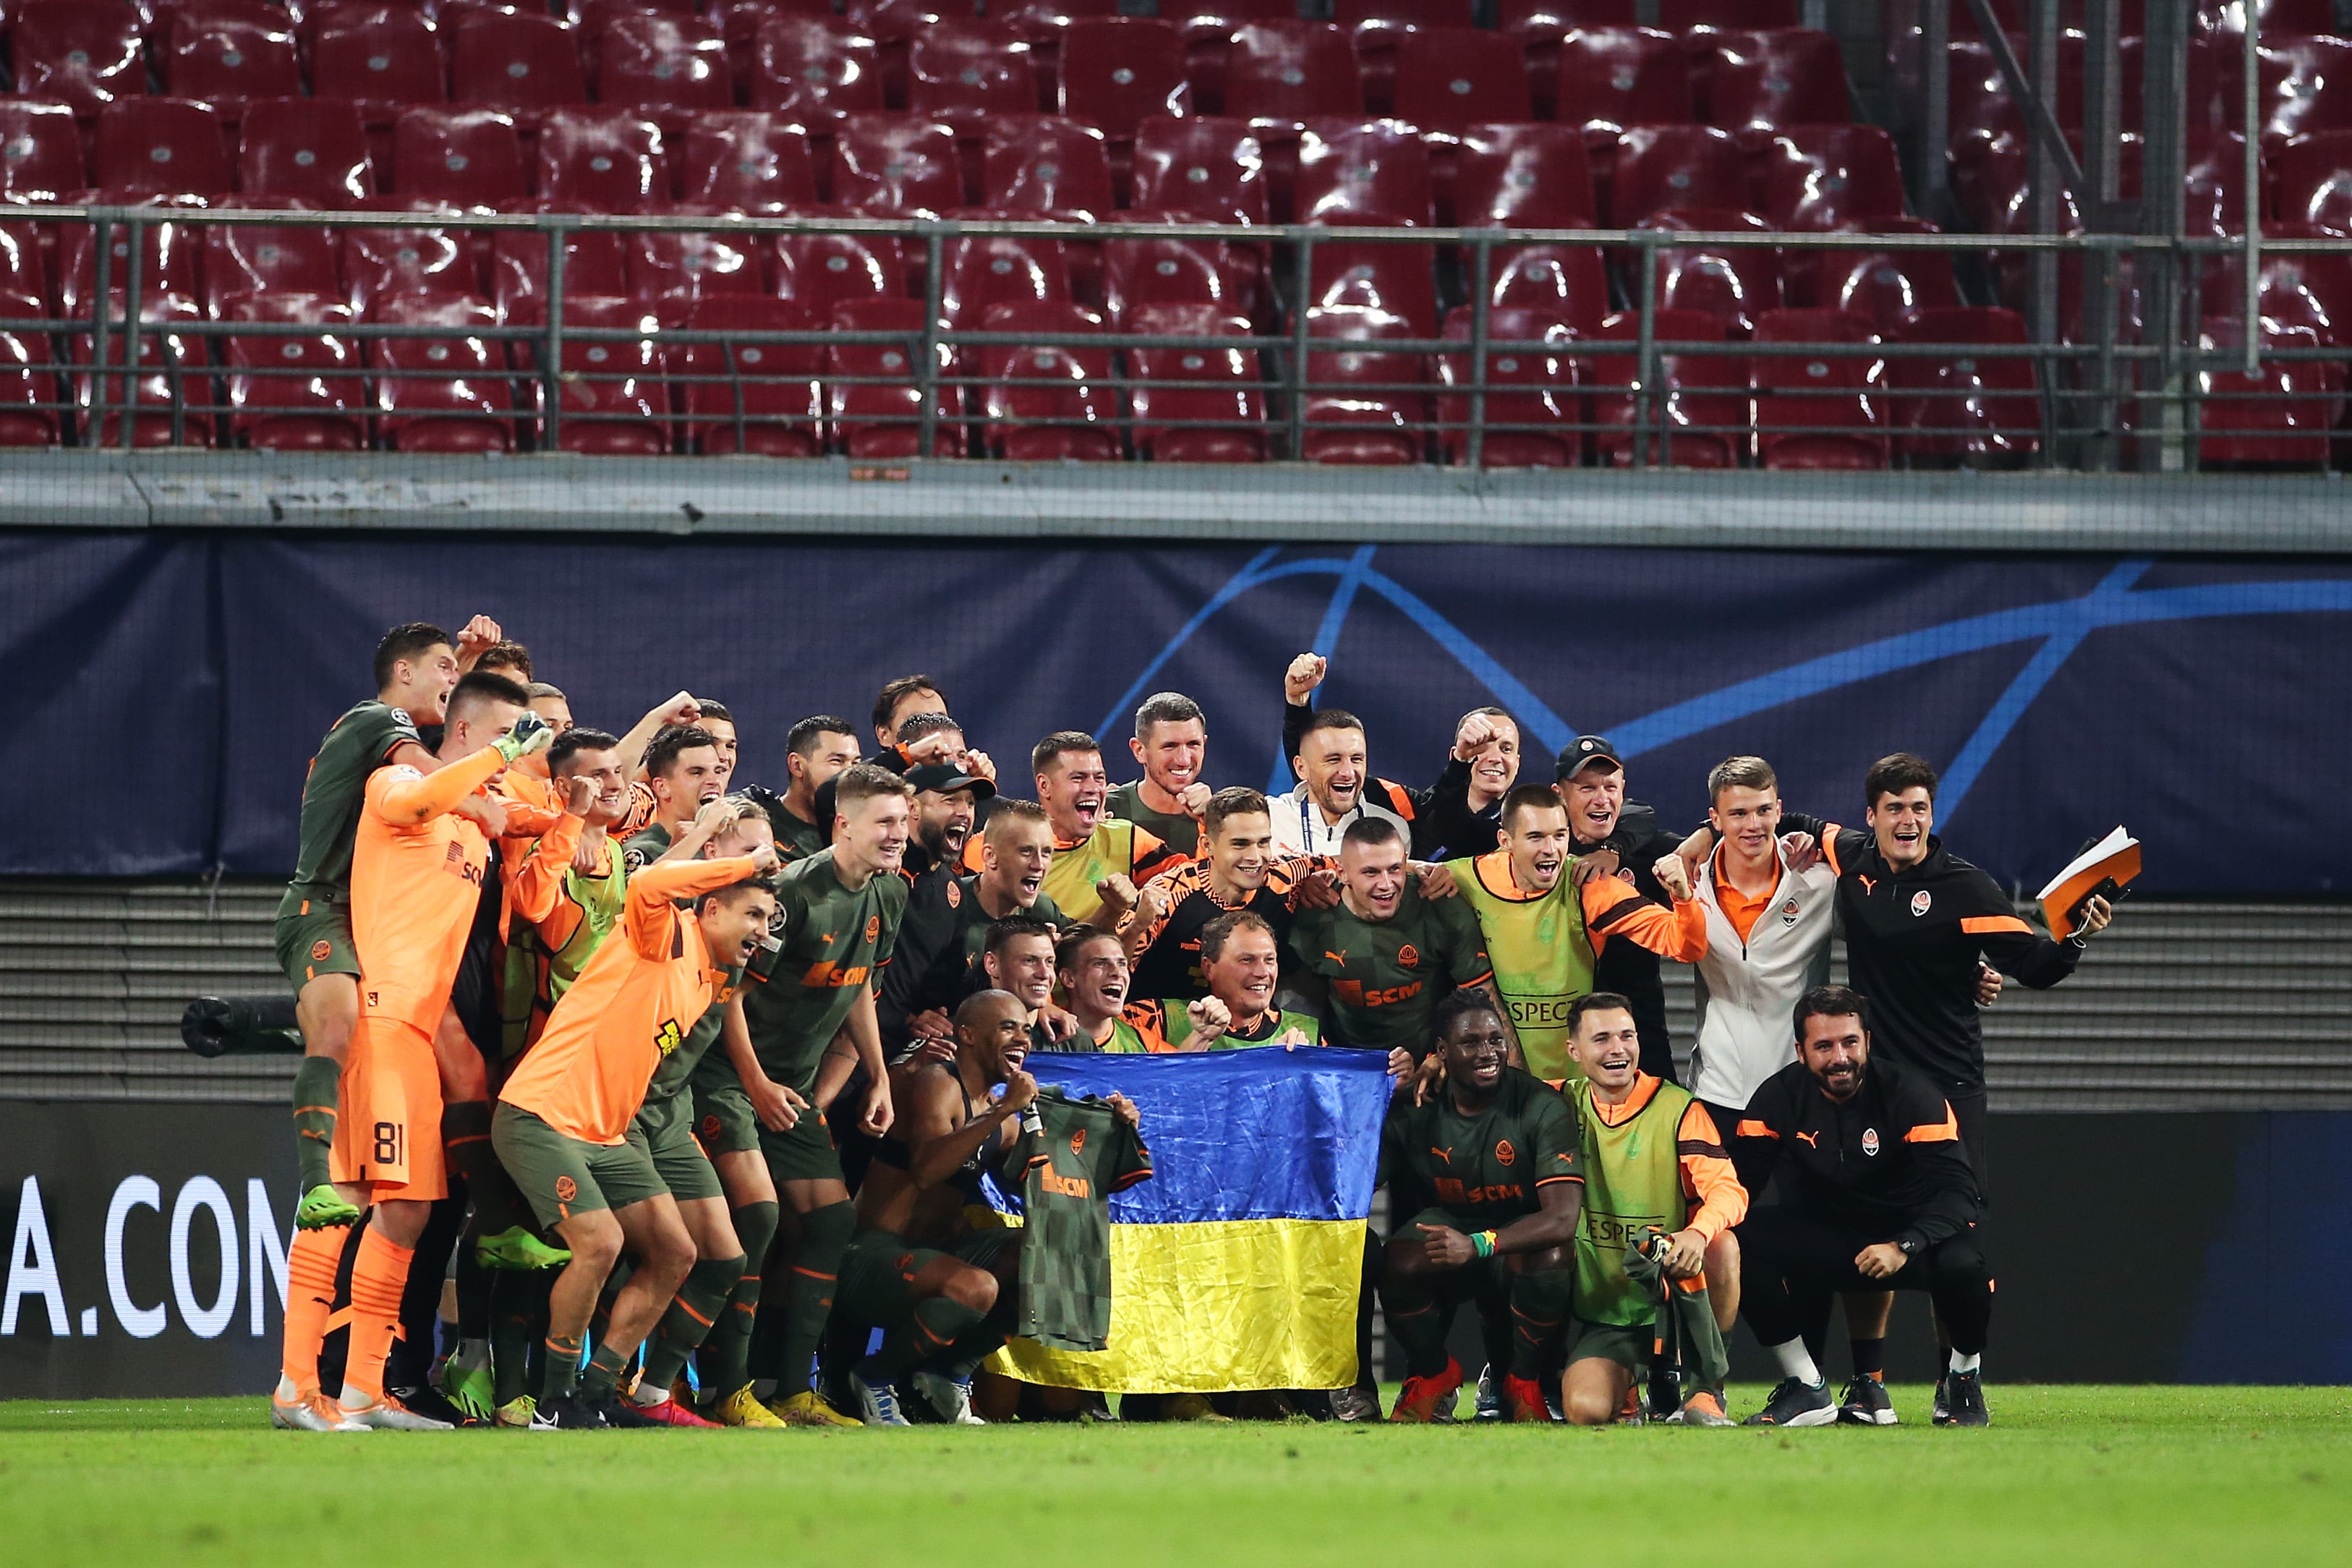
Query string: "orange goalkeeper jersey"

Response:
xmin=499 ymin=853 xmax=761 ymax=1145
xmin=350 ymin=745 xmax=506 ymax=1034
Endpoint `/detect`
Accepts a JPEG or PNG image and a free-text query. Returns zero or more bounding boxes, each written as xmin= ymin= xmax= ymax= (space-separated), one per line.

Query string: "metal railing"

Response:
xmin=7 ymin=203 xmax=2351 ymax=473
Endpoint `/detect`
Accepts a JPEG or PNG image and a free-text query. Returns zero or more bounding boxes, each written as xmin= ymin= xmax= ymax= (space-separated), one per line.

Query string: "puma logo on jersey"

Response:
xmin=1858 ymin=875 xmax=1877 ymax=894
xmin=1796 ymin=1130 xmax=1821 ymax=1148
xmin=1324 ymin=950 xmax=1348 ymax=966
xmin=1429 ymin=1146 xmax=1453 ymax=1164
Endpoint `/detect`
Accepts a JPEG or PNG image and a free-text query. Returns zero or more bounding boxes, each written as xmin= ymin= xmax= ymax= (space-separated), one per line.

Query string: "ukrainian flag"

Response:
xmin=990 ymin=1047 xmax=1393 ymax=1394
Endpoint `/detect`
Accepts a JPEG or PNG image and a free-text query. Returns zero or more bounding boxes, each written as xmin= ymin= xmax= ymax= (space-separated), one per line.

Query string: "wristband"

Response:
xmin=1470 ymin=1230 xmax=1497 ymax=1259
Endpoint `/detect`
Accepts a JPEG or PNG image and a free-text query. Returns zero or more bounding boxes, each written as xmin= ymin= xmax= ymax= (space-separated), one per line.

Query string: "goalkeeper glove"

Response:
xmin=495 ymin=712 xmax=553 ymax=764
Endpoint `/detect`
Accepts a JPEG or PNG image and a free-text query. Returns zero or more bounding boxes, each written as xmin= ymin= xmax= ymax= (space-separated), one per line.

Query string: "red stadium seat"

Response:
xmin=831 ymin=116 xmax=963 ymax=213
xmin=827 ymin=294 xmax=957 ymax=457
xmin=1749 ymin=123 xmax=1904 ymax=232
xmin=2274 ymin=130 xmax=2352 ymax=234
xmin=487 ymin=219 xmax=631 ymax=321
xmin=240 ymin=99 xmax=376 ymax=208
xmin=1389 ymin=28 xmax=1533 ymax=139
xmin=1166 ymin=0 xmax=1291 ymax=114
xmin=982 ymin=116 xmax=1115 ymax=221
xmin=390 ymin=106 xmax=527 ymax=208
xmin=1750 ymin=305 xmax=1885 ymax=470
xmin=994 ymin=0 xmax=1119 ymax=52
xmin=448 ymin=12 xmax=589 ymax=116
xmin=346 ymin=218 xmax=480 ymax=307
xmin=711 ymin=0 xmax=836 ymax=60
xmin=0 ymin=100 xmax=92 ymax=203
xmin=163 ymin=11 xmax=301 ymax=119
xmin=746 ymin=17 xmax=885 ymax=127
xmin=1334 ymin=0 xmax=1473 ymax=115
xmin=1300 ymin=304 xmax=1428 ymax=465
xmin=12 ymin=1 xmax=149 ymax=119
xmin=1130 ymin=115 xmax=1269 ymax=224
xmin=0 ymin=223 xmax=47 ymax=315
xmin=675 ymin=112 xmax=820 ymax=213
xmin=973 ymin=299 xmax=1121 ymax=460
xmin=627 ymin=220 xmax=769 ymax=325
xmin=1889 ymin=304 xmax=2040 ymax=465
xmin=2249 ymin=34 xmax=2352 ymax=152
xmin=61 ymin=204 xmax=210 ymax=448
xmin=595 ymin=12 xmax=731 ymax=135
xmin=1222 ymin=23 xmax=1364 ymax=129
xmin=1610 ymin=122 xmax=1743 ymax=226
xmin=1783 ymin=216 xmax=1961 ymax=338
xmin=221 ymin=291 xmax=367 ymax=451
xmin=1454 ymin=122 xmax=1596 ymax=226
xmin=843 ymin=0 xmax=974 ymax=42
xmin=1434 ymin=306 xmax=1582 ymax=468
xmin=1102 ymin=226 xmax=1254 ymax=327
xmin=532 ymin=108 xmax=664 ymax=214
xmin=1637 ymin=208 xmax=1781 ymax=337
xmin=1703 ymin=27 xmax=1847 ymax=148
xmin=2184 ymin=130 xmax=2250 ymax=237
xmin=2228 ymin=222 xmax=2352 ymax=349
xmin=777 ymin=207 xmax=908 ymax=312
xmin=1126 ymin=302 xmax=1266 ymax=462
xmin=1588 ymin=307 xmax=1746 ymax=468
xmin=671 ymin=291 xmax=825 ymax=456
xmin=0 ymin=285 xmax=61 ymax=447
xmin=1295 ymin=117 xmax=1433 ymax=223
xmin=310 ymin=7 xmax=448 ymax=126
xmin=1658 ymin=0 xmax=1796 ymax=28
xmin=941 ymin=221 xmax=1073 ymax=326
xmin=205 ymin=216 xmax=344 ymax=312
xmin=2199 ymin=0 xmax=2338 ymax=33
xmin=93 ymin=99 xmax=234 ymax=200
xmin=1059 ymin=18 xmax=1190 ymax=142
xmin=1555 ymin=27 xmax=1690 ymax=156
xmin=1483 ymin=238 xmax=1609 ymax=333
xmin=526 ymin=293 xmax=669 ymax=455
xmin=1498 ymin=0 xmax=1637 ymax=41
xmin=2197 ymin=315 xmax=2337 ymax=466
xmin=369 ymin=290 xmax=515 ymax=452
xmin=61 ymin=203 xmax=207 ymax=323
xmin=906 ymin=23 xmax=1038 ymax=127
xmin=1305 ymin=221 xmax=1439 ymax=336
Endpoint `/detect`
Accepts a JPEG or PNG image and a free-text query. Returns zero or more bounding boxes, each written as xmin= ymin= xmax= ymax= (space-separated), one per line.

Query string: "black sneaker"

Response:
xmin=1931 ymin=1374 xmax=1951 ymax=1425
xmin=384 ymin=1381 xmax=475 ymax=1428
xmin=528 ymin=1394 xmax=610 ymax=1431
xmin=1742 ymin=1377 xmax=1836 ymax=1427
xmin=1646 ymin=1364 xmax=1684 ymax=1422
xmin=1941 ymin=1370 xmax=1990 ymax=1428
xmin=1837 ymin=1374 xmax=1898 ymax=1426
xmin=592 ymin=1394 xmax=665 ymax=1429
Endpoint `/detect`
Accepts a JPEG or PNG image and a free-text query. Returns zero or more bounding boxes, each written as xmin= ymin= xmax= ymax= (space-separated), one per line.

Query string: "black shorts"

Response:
xmin=1948 ymin=1089 xmax=1989 ymax=1205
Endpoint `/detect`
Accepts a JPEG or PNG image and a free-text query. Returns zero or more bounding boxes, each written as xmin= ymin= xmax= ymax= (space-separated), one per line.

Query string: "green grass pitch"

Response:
xmin=4 ymin=1386 xmax=2349 ymax=1567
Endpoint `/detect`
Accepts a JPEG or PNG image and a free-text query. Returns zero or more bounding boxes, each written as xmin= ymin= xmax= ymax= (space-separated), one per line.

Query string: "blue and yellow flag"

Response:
xmin=989 ymin=1047 xmax=1392 ymax=1394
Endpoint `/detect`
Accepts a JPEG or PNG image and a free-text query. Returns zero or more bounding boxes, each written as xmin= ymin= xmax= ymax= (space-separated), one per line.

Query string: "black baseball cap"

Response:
xmin=903 ymin=762 xmax=996 ymax=801
xmin=1555 ymin=735 xmax=1624 ymax=781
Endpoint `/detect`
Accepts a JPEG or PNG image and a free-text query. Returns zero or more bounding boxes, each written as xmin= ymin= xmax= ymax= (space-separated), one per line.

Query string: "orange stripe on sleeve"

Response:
xmin=1904 ymin=1105 xmax=1962 ymax=1142
xmin=1821 ymin=824 xmax=1845 ymax=879
xmin=1735 ymin=1119 xmax=1778 ymax=1141
xmin=1961 ymin=915 xmax=2034 ymax=936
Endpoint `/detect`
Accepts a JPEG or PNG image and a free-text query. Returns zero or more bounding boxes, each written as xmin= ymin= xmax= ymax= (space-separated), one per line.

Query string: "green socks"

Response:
xmin=639 ymin=1253 xmax=746 ymax=1394
xmin=1509 ymin=1267 xmax=1574 ymax=1381
xmin=699 ymin=1201 xmax=777 ymax=1398
xmin=291 ymin=1056 xmax=342 ymax=1192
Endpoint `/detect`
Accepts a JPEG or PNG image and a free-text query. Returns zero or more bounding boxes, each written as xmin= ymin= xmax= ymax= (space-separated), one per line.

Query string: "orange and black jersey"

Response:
xmin=1731 ymin=1057 xmax=1980 ymax=1254
xmin=1784 ymin=815 xmax=2084 ymax=1096
xmin=1128 ymin=856 xmax=1307 ymax=1002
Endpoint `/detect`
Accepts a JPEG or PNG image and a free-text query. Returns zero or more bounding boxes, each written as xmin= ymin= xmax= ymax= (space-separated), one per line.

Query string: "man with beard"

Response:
xmin=747 ymin=715 xmax=861 ymax=859
xmin=1731 ymin=987 xmax=1994 ymax=1428
xmin=1448 ymin=785 xmax=1705 ymax=1082
xmin=966 ymin=733 xmax=1177 ymax=927
xmin=1379 ymin=992 xmax=1583 ymax=1423
xmin=1055 ymin=928 xmax=1165 ymax=1053
xmin=1122 ymin=787 xmax=1313 ymax=1004
xmin=620 ymin=725 xmax=730 ymax=870
xmin=895 ymin=801 xmax=1070 ymax=1038
xmin=1109 ymin=692 xmax=1213 ymax=855
xmin=1153 ymin=911 xmax=1319 ymax=1050
xmin=878 ymin=762 xmax=998 ymax=1057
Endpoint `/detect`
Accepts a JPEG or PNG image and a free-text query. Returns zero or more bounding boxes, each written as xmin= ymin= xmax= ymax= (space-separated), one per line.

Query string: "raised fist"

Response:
xmin=1284 ymin=653 xmax=1328 ymax=706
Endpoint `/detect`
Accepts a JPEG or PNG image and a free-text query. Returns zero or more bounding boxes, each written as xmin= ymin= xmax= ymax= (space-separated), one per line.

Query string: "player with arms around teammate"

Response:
xmin=726 ymin=763 xmax=913 ymax=1425
xmin=1559 ymin=994 xmax=1746 ymax=1428
xmin=1379 ymin=992 xmax=1583 ymax=1423
xmin=1731 ymin=987 xmax=1995 ymax=1428
xmin=1110 ymin=692 xmax=1214 ymax=853
xmin=493 ymin=840 xmax=779 ymax=1428
xmin=1122 ymin=786 xmax=1313 ymax=1005
xmin=275 ymin=669 xmax=546 ymax=1432
xmin=1154 ymin=911 xmax=1321 ymax=1050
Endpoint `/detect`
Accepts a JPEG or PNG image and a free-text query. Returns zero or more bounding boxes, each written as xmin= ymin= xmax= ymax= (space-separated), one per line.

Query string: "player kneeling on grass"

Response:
xmin=1559 ymin=993 xmax=1747 ymax=1427
xmin=1379 ymin=992 xmax=1582 ymax=1423
xmin=491 ymin=845 xmax=780 ymax=1429
xmin=1729 ymin=986 xmax=1994 ymax=1428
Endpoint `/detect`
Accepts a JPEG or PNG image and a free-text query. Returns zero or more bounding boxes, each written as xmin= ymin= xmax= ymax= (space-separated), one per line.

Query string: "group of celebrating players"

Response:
xmin=265 ymin=616 xmax=2115 ymax=1434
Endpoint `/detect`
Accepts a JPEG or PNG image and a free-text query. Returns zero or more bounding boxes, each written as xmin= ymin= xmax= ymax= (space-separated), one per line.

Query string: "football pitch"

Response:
xmin=4 ymin=1386 xmax=2349 ymax=1567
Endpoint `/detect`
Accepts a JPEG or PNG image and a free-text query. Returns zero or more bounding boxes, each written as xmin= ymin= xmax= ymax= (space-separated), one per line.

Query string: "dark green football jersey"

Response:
xmin=1105 ymin=782 xmax=1201 ymax=858
xmin=953 ymin=876 xmax=1069 ymax=968
xmin=619 ymin=822 xmax=673 ymax=873
xmin=767 ymin=800 xmax=827 ymax=861
xmin=739 ymin=848 xmax=908 ymax=1094
xmin=1381 ymin=1068 xmax=1582 ymax=1230
xmin=278 ymin=699 xmax=423 ymax=909
xmin=644 ymin=960 xmax=745 ymax=1104
xmin=1291 ymin=882 xmax=1496 ymax=1054
xmin=1010 ymin=1089 xmax=1153 ymax=1352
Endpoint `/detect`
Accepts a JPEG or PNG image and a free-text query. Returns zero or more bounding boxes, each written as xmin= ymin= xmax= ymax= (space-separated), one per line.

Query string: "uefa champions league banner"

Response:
xmin=5 ymin=531 xmax=2352 ymax=891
